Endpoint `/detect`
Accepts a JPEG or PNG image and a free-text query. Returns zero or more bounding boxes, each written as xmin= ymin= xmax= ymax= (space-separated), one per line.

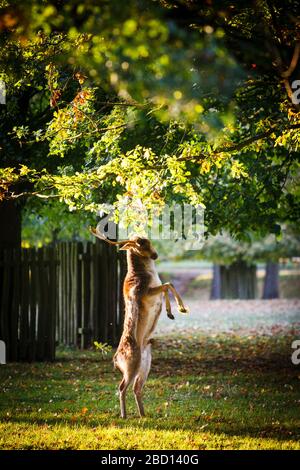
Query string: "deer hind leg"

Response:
xmin=119 ymin=376 xmax=130 ymax=419
xmin=133 ymin=343 xmax=152 ymax=417
xmin=116 ymin=353 xmax=140 ymax=419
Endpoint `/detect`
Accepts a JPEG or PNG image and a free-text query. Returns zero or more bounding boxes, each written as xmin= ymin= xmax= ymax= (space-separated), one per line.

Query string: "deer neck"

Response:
xmin=126 ymin=251 xmax=155 ymax=276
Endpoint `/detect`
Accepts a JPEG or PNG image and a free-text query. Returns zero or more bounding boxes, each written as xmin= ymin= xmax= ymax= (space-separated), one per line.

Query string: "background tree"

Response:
xmin=198 ymin=228 xmax=300 ymax=299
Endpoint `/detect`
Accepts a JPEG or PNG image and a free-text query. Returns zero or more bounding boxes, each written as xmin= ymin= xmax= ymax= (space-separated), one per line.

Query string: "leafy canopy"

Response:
xmin=0 ymin=0 xmax=300 ymax=239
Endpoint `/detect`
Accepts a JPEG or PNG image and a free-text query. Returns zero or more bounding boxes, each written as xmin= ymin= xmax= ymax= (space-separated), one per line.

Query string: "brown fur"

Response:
xmin=89 ymin=227 xmax=188 ymax=418
xmin=113 ymin=241 xmax=162 ymax=418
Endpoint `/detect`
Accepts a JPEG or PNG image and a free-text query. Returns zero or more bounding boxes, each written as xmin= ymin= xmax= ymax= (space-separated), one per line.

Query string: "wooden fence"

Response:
xmin=0 ymin=248 xmax=57 ymax=362
xmin=57 ymin=241 xmax=127 ymax=348
xmin=0 ymin=242 xmax=127 ymax=362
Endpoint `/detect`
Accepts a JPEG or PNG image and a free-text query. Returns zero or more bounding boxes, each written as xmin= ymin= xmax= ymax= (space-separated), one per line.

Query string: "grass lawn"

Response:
xmin=0 ymin=331 xmax=300 ymax=450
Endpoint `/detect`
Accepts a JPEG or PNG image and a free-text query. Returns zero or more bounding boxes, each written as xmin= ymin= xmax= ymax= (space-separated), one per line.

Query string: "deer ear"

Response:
xmin=119 ymin=242 xmax=134 ymax=251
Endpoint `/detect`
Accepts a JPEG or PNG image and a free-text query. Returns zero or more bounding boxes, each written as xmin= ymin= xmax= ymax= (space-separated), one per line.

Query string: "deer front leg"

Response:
xmin=148 ymin=283 xmax=188 ymax=314
xmin=167 ymin=283 xmax=188 ymax=313
xmin=164 ymin=290 xmax=174 ymax=320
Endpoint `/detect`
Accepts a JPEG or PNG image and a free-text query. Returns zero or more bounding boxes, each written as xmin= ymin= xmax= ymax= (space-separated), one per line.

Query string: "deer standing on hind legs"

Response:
xmin=90 ymin=226 xmax=189 ymax=418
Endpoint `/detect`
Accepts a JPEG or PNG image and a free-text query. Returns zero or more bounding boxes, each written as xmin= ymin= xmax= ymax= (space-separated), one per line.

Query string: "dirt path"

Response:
xmin=156 ymin=299 xmax=300 ymax=335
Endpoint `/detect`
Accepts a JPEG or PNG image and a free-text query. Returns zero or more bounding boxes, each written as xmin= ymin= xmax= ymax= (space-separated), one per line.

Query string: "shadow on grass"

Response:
xmin=1 ymin=333 xmax=300 ymax=443
xmin=152 ymin=353 xmax=294 ymax=376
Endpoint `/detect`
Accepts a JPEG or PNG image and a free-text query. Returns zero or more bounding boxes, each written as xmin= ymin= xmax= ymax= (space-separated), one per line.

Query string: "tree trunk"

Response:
xmin=262 ymin=262 xmax=279 ymax=299
xmin=0 ymin=199 xmax=21 ymax=248
xmin=0 ymin=200 xmax=22 ymax=360
xmin=213 ymin=260 xmax=257 ymax=299
xmin=210 ymin=264 xmax=221 ymax=299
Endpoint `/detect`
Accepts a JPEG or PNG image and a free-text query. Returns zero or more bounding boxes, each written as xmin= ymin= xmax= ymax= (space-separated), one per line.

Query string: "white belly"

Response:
xmin=138 ymin=298 xmax=162 ymax=345
xmin=137 ymin=269 xmax=162 ymax=345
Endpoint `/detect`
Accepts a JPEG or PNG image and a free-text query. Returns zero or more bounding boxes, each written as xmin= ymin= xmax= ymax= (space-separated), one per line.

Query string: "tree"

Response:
xmin=0 ymin=0 xmax=300 ymax=246
xmin=0 ymin=0 xmax=239 ymax=243
xmin=263 ymin=262 xmax=279 ymax=299
xmin=158 ymin=0 xmax=300 ymax=236
xmin=21 ymin=199 xmax=94 ymax=246
xmin=252 ymin=225 xmax=300 ymax=298
xmin=199 ymin=233 xmax=258 ymax=299
xmin=199 ymin=228 xmax=300 ymax=299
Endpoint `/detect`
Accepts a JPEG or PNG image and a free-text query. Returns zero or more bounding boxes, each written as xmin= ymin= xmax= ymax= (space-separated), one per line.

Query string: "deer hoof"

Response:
xmin=178 ymin=306 xmax=189 ymax=314
xmin=167 ymin=312 xmax=175 ymax=320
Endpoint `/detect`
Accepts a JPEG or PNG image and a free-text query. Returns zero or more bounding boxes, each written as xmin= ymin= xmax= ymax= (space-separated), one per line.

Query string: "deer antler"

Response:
xmin=89 ymin=226 xmax=132 ymax=246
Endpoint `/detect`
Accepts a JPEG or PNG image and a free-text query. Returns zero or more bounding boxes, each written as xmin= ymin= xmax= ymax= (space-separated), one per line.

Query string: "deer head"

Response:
xmin=90 ymin=227 xmax=158 ymax=260
xmin=121 ymin=236 xmax=158 ymax=260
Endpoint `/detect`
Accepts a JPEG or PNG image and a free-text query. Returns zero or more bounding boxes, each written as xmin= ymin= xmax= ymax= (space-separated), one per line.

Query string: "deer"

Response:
xmin=90 ymin=226 xmax=189 ymax=418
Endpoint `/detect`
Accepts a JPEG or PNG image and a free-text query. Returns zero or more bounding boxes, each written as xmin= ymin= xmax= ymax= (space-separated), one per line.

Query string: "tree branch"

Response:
xmin=218 ymin=124 xmax=300 ymax=153
xmin=7 ymin=189 xmax=60 ymax=200
xmin=281 ymin=42 xmax=300 ymax=78
xmin=180 ymin=124 xmax=300 ymax=162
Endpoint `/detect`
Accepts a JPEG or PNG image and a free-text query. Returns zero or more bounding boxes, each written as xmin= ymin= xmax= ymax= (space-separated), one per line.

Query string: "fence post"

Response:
xmin=19 ymin=249 xmax=30 ymax=360
xmin=117 ymin=252 xmax=127 ymax=340
xmin=10 ymin=248 xmax=20 ymax=361
xmin=28 ymin=248 xmax=37 ymax=361
xmin=36 ymin=248 xmax=45 ymax=360
xmin=0 ymin=250 xmax=11 ymax=359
